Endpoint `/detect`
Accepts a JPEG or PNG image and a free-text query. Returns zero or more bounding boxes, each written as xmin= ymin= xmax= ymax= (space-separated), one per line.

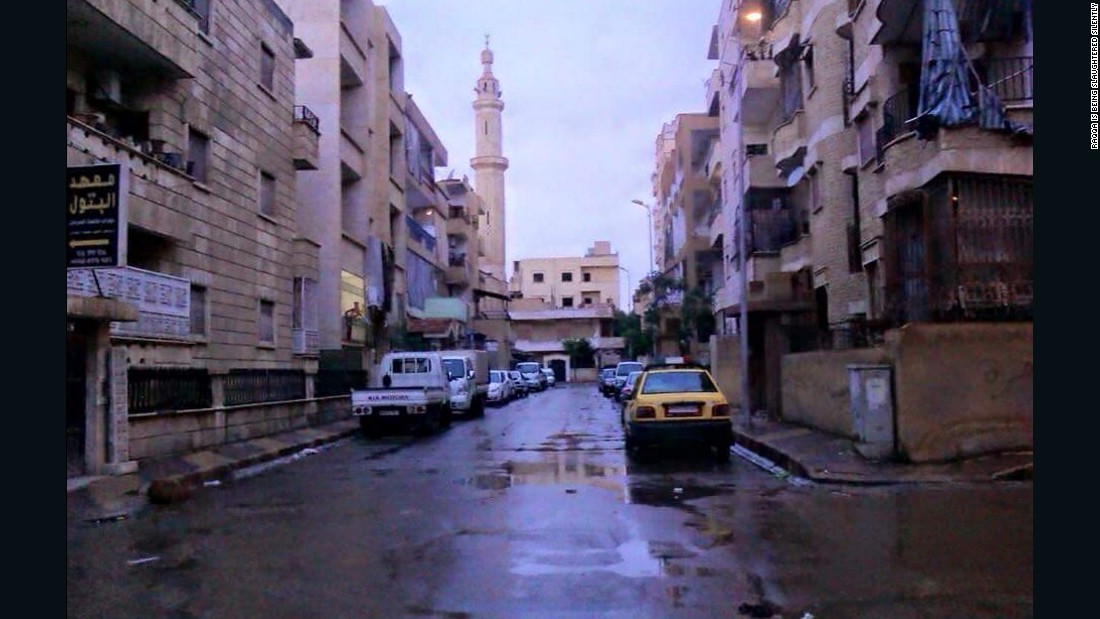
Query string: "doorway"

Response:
xmin=66 ymin=325 xmax=87 ymax=477
xmin=549 ymin=358 xmax=567 ymax=383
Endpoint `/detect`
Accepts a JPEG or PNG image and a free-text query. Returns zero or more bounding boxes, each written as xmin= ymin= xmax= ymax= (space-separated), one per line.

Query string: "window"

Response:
xmin=259 ymin=300 xmax=275 ymax=344
xmin=562 ymin=297 xmax=574 ymax=308
xmin=187 ymin=128 xmax=209 ymax=182
xmin=803 ymin=45 xmax=815 ymax=91
xmin=561 ymin=272 xmax=573 ymax=282
xmin=810 ymin=169 xmax=822 ymax=213
xmin=582 ymin=272 xmax=592 ymax=282
xmin=193 ymin=0 xmax=211 ymax=34
xmin=389 ymin=125 xmax=402 ymax=178
xmin=746 ymin=143 xmax=768 ymax=156
xmin=387 ymin=40 xmax=402 ymax=92
xmin=259 ymin=171 xmax=276 ymax=217
xmin=533 ymin=272 xmax=544 ymax=283
xmin=778 ymin=58 xmax=803 ymax=124
xmin=190 ymin=285 xmax=207 ymax=337
xmin=260 ymin=43 xmax=275 ymax=91
xmin=856 ymin=116 xmax=875 ymax=165
xmin=584 ymin=297 xmax=594 ymax=305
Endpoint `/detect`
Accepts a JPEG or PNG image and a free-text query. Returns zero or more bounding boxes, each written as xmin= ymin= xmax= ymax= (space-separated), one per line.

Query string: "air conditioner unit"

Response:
xmin=91 ymin=70 xmax=122 ymax=105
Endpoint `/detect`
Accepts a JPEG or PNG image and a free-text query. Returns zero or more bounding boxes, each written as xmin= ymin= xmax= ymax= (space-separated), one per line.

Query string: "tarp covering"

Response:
xmin=916 ymin=0 xmax=976 ymax=136
xmin=915 ymin=0 xmax=1032 ymax=139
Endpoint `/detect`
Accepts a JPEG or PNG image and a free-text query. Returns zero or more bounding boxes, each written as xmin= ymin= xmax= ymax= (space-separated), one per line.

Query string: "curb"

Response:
xmin=145 ymin=425 xmax=360 ymax=504
xmin=731 ymin=429 xmax=811 ymax=480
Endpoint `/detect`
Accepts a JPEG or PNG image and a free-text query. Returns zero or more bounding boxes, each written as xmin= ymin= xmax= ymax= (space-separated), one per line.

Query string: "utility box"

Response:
xmin=848 ymin=364 xmax=895 ymax=459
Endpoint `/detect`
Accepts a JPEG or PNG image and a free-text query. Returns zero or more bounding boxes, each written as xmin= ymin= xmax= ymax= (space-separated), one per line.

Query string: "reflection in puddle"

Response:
xmin=511 ymin=523 xmax=665 ymax=578
xmin=460 ymin=455 xmax=626 ymax=493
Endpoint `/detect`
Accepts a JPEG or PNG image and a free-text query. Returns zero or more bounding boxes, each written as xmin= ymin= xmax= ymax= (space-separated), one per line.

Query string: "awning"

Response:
xmin=915 ymin=0 xmax=976 ymax=138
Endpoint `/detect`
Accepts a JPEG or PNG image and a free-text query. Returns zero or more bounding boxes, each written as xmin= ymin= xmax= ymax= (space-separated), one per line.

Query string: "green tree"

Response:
xmin=561 ymin=337 xmax=595 ymax=369
xmin=613 ymin=309 xmax=653 ymax=360
xmin=679 ymin=287 xmax=717 ymax=355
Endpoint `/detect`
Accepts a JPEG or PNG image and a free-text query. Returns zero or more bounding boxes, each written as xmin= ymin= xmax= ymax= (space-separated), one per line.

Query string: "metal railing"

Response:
xmin=129 ymin=368 xmax=213 ymax=414
xmin=975 ymin=56 xmax=1033 ymax=103
xmin=224 ymin=369 xmax=307 ymax=406
xmin=406 ymin=214 xmax=437 ymax=252
xmin=876 ymin=87 xmax=916 ymax=163
xmin=293 ymin=105 xmax=320 ymax=134
xmin=746 ymin=208 xmax=799 ymax=254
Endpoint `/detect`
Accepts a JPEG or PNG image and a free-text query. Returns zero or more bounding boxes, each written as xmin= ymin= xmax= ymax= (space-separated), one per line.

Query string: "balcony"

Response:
xmin=875 ymin=87 xmax=918 ymax=163
xmin=743 ymin=152 xmax=785 ymax=189
xmin=340 ymin=129 xmax=365 ymax=181
xmin=446 ymin=254 xmax=472 ymax=286
xmin=772 ymin=108 xmax=807 ymax=165
xmin=67 ymin=266 xmax=191 ymax=340
xmin=407 ymin=214 xmax=437 ymax=253
xmin=446 ymin=210 xmax=472 ymax=239
xmin=339 ymin=21 xmax=367 ymax=87
xmin=67 ymin=0 xmax=198 ymax=80
xmin=293 ymin=105 xmax=320 ymax=170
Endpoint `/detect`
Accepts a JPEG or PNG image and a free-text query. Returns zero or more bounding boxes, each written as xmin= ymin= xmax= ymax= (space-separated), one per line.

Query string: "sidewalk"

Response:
xmin=731 ymin=416 xmax=1033 ymax=484
xmin=69 ymin=414 xmax=1033 ymax=521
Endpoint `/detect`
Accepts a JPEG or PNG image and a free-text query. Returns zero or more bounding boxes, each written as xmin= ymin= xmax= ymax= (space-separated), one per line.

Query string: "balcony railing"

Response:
xmin=974 ymin=56 xmax=1033 ymax=103
xmin=876 ymin=87 xmax=916 ymax=163
xmin=293 ymin=105 xmax=320 ymax=134
xmin=406 ymin=214 xmax=437 ymax=252
xmin=747 ymin=208 xmax=799 ymax=254
xmin=67 ymin=266 xmax=191 ymax=340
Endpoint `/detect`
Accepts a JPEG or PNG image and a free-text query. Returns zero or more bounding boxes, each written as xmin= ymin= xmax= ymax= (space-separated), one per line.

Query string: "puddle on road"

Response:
xmin=458 ymin=456 xmax=627 ymax=493
xmin=625 ymin=482 xmax=726 ymax=508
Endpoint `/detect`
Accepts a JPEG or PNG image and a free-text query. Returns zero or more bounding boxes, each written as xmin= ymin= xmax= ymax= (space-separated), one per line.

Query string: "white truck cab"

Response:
xmin=352 ymin=351 xmax=452 ymax=435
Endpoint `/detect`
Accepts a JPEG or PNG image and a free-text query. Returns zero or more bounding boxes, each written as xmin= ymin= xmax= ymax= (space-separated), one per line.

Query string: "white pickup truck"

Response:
xmin=352 ymin=351 xmax=453 ymax=436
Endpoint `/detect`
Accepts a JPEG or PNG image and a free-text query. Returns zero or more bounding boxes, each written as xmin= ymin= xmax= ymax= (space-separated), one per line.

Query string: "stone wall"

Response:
xmin=780 ymin=348 xmax=890 ymax=437
xmin=709 ymin=334 xmax=744 ymax=409
xmin=129 ymin=396 xmax=351 ymax=460
xmin=887 ymin=323 xmax=1033 ymax=462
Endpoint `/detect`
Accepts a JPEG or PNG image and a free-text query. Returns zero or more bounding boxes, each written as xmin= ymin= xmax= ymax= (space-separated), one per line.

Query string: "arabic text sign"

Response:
xmin=67 ymin=163 xmax=127 ymax=269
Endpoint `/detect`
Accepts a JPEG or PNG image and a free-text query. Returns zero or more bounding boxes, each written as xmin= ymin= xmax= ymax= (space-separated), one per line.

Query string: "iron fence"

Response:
xmin=315 ymin=369 xmax=369 ymax=398
xmin=293 ymin=105 xmax=321 ymax=133
xmin=224 ymin=369 xmax=306 ymax=406
xmin=974 ymin=56 xmax=1033 ymax=103
xmin=129 ymin=367 xmax=213 ymax=414
xmin=876 ymin=87 xmax=916 ymax=163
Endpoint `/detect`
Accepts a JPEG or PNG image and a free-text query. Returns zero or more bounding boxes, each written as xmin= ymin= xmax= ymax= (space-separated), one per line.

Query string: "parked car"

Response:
xmin=616 ymin=370 xmax=644 ymax=403
xmin=620 ymin=362 xmax=732 ymax=462
xmin=515 ymin=361 xmax=547 ymax=391
xmin=353 ymin=351 xmax=451 ymax=436
xmin=541 ymin=368 xmax=557 ymax=387
xmin=487 ymin=370 xmax=513 ymax=404
xmin=598 ymin=368 xmax=617 ymax=396
xmin=610 ymin=361 xmax=644 ymax=395
xmin=508 ymin=370 xmax=530 ymax=398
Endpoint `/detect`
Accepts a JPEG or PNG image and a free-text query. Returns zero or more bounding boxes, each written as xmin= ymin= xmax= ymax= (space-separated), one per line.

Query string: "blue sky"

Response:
xmin=379 ymin=1 xmax=719 ymax=308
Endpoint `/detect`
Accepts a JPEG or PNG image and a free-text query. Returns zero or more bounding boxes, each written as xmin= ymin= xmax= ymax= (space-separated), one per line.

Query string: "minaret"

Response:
xmin=471 ymin=35 xmax=508 ymax=282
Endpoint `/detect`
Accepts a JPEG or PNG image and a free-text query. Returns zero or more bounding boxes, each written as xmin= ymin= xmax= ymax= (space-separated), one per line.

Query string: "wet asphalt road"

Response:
xmin=67 ymin=383 xmax=1033 ymax=619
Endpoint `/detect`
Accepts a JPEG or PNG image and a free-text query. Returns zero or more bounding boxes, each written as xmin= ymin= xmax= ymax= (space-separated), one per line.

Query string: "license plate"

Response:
xmin=378 ymin=409 xmax=401 ymax=416
xmin=666 ymin=404 xmax=699 ymax=417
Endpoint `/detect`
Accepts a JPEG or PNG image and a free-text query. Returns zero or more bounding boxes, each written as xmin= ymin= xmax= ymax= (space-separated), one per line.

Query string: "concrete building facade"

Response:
xmin=66 ymin=0 xmax=322 ymax=475
xmin=509 ymin=241 xmax=622 ymax=310
xmin=703 ymin=0 xmax=1032 ymax=458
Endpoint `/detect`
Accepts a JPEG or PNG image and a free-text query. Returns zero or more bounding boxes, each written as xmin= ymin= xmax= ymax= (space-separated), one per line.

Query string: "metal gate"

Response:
xmin=66 ymin=326 xmax=87 ymax=477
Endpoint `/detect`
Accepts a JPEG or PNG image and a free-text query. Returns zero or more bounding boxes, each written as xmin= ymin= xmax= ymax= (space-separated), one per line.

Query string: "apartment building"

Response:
xmin=509 ymin=241 xmax=622 ymax=310
xmin=709 ymin=0 xmax=1032 ymax=426
xmin=647 ymin=114 xmax=722 ymax=358
xmin=66 ymin=0 xmax=319 ymax=475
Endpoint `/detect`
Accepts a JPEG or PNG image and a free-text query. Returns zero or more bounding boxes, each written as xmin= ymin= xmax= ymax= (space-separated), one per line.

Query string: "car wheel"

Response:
xmin=714 ymin=442 xmax=732 ymax=463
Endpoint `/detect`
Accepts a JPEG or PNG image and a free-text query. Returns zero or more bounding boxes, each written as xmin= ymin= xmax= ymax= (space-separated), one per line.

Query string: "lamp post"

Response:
xmin=631 ymin=199 xmax=655 ymax=275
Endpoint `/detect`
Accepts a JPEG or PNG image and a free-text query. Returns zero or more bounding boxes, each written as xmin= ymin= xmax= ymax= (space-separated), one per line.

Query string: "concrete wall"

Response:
xmin=709 ymin=335 xmax=743 ymax=409
xmin=129 ymin=396 xmax=351 ymax=460
xmin=781 ymin=348 xmax=890 ymax=437
xmin=887 ymin=323 xmax=1033 ymax=463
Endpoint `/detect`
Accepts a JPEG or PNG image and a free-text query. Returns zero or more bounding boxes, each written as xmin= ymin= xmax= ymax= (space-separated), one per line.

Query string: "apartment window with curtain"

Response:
xmin=259 ymin=171 xmax=276 ymax=217
xmin=260 ymin=43 xmax=275 ymax=91
xmin=259 ymin=300 xmax=275 ymax=344
xmin=187 ymin=128 xmax=209 ymax=182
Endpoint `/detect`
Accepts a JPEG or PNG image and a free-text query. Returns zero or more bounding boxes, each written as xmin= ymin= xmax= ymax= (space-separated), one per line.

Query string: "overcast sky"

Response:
xmin=379 ymin=1 xmax=719 ymax=309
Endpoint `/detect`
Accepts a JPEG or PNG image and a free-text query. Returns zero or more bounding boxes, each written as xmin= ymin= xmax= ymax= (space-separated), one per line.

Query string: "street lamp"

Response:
xmin=631 ymin=199 xmax=655 ymax=275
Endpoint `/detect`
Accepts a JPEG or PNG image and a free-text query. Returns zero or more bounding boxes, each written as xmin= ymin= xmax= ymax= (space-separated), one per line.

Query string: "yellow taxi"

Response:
xmin=620 ymin=361 xmax=733 ymax=462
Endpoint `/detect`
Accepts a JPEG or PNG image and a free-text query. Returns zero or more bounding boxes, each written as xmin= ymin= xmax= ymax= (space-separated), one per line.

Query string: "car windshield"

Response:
xmin=516 ymin=363 xmax=540 ymax=374
xmin=508 ymin=371 xmax=522 ymax=380
xmin=490 ymin=371 xmax=505 ymax=383
xmin=601 ymin=369 xmax=615 ymax=378
xmin=639 ymin=371 xmax=719 ymax=394
xmin=443 ymin=359 xmax=466 ymax=379
xmin=617 ymin=363 xmax=643 ymax=376
xmin=624 ymin=371 xmax=643 ymax=389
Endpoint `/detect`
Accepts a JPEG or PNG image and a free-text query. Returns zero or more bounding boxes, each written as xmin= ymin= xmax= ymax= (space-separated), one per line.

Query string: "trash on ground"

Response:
xmin=88 ymin=513 xmax=128 ymax=524
xmin=126 ymin=556 xmax=160 ymax=566
xmin=204 ymin=480 xmax=222 ymax=487
xmin=302 ymin=448 xmax=320 ymax=455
